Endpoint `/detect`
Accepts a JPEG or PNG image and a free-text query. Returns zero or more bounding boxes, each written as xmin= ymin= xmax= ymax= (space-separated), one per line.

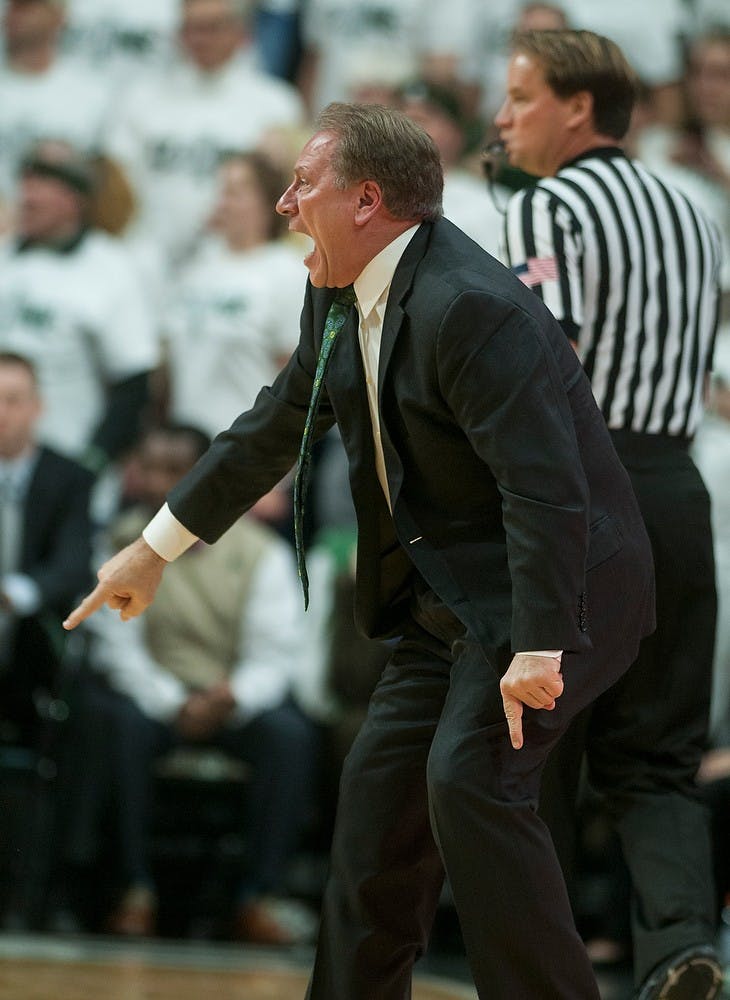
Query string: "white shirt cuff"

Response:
xmin=142 ymin=503 xmax=198 ymax=562
xmin=521 ymin=650 xmax=563 ymax=659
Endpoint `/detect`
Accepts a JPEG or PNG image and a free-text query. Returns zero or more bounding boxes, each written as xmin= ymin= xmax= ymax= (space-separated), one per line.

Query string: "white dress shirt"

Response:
xmin=353 ymin=224 xmax=420 ymax=507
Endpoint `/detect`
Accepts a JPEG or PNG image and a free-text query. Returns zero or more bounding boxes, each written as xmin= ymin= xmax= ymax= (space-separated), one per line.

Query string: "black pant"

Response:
xmin=541 ymin=432 xmax=718 ymax=986
xmin=0 ymin=617 xmax=61 ymax=747
xmin=307 ymin=566 xmax=650 ymax=1000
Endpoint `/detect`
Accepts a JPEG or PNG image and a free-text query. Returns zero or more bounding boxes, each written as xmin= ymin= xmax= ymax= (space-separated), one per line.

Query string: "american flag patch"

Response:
xmin=513 ymin=256 xmax=559 ymax=287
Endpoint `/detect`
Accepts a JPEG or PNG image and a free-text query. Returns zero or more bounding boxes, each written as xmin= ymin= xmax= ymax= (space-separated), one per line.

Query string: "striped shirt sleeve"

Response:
xmin=504 ymin=185 xmax=583 ymax=343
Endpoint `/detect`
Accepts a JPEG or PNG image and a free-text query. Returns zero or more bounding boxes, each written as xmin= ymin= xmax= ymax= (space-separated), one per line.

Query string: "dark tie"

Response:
xmin=294 ymin=285 xmax=356 ymax=608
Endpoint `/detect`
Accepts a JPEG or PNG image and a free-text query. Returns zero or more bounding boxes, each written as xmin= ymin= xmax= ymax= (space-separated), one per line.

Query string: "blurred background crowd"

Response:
xmin=0 ymin=0 xmax=728 ymax=978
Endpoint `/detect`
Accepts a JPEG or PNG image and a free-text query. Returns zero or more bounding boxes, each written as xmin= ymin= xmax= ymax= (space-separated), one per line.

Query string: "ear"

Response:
xmin=567 ymin=90 xmax=594 ymax=130
xmin=353 ymin=180 xmax=383 ymax=226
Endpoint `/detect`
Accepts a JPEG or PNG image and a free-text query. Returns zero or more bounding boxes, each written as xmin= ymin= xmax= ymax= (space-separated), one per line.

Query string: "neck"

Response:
xmin=190 ymin=52 xmax=236 ymax=78
xmin=20 ymin=224 xmax=85 ymax=251
xmin=9 ymin=41 xmax=57 ymax=74
xmin=0 ymin=442 xmax=34 ymax=463
xmin=354 ymin=219 xmax=420 ymax=275
xmin=545 ymin=133 xmax=619 ymax=176
xmin=225 ymin=230 xmax=267 ymax=253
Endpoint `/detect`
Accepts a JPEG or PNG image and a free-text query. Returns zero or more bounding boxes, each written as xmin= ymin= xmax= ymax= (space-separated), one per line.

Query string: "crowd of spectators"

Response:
xmin=0 ymin=0 xmax=728 ymax=968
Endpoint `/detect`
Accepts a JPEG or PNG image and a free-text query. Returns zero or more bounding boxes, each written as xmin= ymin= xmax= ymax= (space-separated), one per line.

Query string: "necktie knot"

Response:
xmin=335 ymin=285 xmax=356 ymax=308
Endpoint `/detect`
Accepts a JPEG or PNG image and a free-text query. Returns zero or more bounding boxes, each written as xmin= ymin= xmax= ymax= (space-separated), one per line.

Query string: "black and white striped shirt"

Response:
xmin=503 ymin=147 xmax=722 ymax=439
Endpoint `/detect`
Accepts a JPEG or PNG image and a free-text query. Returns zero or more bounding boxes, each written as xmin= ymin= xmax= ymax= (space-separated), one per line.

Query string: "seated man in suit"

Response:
xmin=0 ymin=351 xmax=93 ymax=748
xmin=59 ymin=423 xmax=320 ymax=944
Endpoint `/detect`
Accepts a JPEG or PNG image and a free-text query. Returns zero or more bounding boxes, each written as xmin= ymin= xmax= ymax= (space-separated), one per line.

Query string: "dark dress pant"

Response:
xmin=541 ymin=432 xmax=718 ymax=986
xmin=307 ymin=552 xmax=652 ymax=1000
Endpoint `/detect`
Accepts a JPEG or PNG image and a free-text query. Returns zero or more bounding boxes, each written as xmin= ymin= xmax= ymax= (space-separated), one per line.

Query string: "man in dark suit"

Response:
xmin=0 ymin=351 xmax=93 ymax=746
xmin=65 ymin=103 xmax=655 ymax=999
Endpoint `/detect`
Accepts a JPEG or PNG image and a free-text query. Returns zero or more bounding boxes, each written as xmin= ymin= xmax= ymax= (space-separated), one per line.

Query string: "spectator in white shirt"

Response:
xmin=104 ymin=0 xmax=305 ymax=274
xmin=160 ymin=148 xmax=306 ymax=538
xmin=162 ymin=149 xmax=305 ymax=438
xmin=0 ymin=140 xmax=158 ymax=476
xmin=60 ymin=0 xmax=178 ymax=88
xmin=0 ymin=0 xmax=114 ymax=207
xmin=297 ymin=0 xmax=475 ymax=116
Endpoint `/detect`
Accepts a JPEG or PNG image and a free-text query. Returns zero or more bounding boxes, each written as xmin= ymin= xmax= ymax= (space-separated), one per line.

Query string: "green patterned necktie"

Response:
xmin=294 ymin=285 xmax=357 ymax=608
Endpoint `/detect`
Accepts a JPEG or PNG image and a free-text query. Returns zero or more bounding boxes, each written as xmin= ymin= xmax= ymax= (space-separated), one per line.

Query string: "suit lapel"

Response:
xmin=318 ymin=222 xmax=433 ymax=507
xmin=374 ymin=223 xmax=432 ymax=508
xmin=377 ymin=222 xmax=431 ymax=402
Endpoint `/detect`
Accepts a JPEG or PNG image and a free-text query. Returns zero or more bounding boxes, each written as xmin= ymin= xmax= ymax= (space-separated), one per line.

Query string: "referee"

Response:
xmin=497 ymin=30 xmax=722 ymax=1000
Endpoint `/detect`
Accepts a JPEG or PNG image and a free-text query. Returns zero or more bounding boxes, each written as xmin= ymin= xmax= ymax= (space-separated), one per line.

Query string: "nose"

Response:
xmin=494 ymin=99 xmax=510 ymax=129
xmin=276 ymin=183 xmax=296 ymax=216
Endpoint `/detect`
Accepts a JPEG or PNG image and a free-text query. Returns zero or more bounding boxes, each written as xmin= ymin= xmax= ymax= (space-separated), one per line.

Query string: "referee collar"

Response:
xmin=559 ymin=145 xmax=625 ymax=171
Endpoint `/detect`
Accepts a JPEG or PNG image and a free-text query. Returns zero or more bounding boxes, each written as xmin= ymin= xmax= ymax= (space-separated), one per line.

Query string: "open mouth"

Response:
xmin=301 ymin=237 xmax=316 ymax=269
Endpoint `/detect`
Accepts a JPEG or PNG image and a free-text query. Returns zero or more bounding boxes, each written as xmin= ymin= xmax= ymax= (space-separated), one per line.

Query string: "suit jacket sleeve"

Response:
xmin=503 ymin=186 xmax=583 ymax=344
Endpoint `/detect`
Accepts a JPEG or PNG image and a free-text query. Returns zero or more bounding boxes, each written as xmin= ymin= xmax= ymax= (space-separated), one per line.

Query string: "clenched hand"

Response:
xmin=499 ymin=653 xmax=564 ymax=750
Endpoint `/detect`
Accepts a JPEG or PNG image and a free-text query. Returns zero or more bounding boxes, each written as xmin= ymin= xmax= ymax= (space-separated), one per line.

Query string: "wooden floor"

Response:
xmin=0 ymin=931 xmax=665 ymax=999
xmin=0 ymin=936 xmax=478 ymax=1000
xmin=0 ymin=960 xmax=479 ymax=1000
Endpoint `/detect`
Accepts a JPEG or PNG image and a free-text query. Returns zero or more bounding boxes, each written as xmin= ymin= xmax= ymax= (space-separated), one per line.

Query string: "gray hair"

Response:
xmin=315 ymin=102 xmax=443 ymax=221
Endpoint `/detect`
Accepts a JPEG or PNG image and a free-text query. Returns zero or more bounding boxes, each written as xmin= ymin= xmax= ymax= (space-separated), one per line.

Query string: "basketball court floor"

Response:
xmin=0 ymin=934 xmax=478 ymax=1000
xmin=0 ymin=931 xmax=720 ymax=999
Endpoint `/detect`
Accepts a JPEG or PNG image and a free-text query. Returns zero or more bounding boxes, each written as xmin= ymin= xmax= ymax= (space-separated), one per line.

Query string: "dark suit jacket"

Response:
xmin=2 ymin=446 xmax=93 ymax=734
xmin=169 ymin=219 xmax=654 ymax=667
xmin=9 ymin=446 xmax=92 ymax=654
xmin=19 ymin=446 xmax=94 ymax=617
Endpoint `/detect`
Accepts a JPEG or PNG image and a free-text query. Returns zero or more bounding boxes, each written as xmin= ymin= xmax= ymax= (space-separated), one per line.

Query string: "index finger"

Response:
xmin=502 ymin=693 xmax=524 ymax=750
xmin=63 ymin=582 xmax=112 ymax=630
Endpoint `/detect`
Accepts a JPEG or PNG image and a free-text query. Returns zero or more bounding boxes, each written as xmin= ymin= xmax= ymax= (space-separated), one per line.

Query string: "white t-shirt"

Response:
xmin=459 ymin=0 xmax=522 ymax=121
xmin=442 ymin=169 xmax=509 ymax=258
xmin=0 ymin=230 xmax=158 ymax=456
xmin=637 ymin=124 xmax=730 ymax=290
xmin=561 ymin=0 xmax=689 ymax=85
xmin=691 ymin=0 xmax=730 ymax=30
xmin=302 ymin=0 xmax=476 ymax=112
xmin=463 ymin=0 xmax=691 ymax=121
xmin=164 ymin=236 xmax=306 ymax=438
xmin=61 ymin=0 xmax=178 ymax=87
xmin=105 ymin=55 xmax=305 ymax=266
xmin=0 ymin=57 xmax=114 ymax=200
